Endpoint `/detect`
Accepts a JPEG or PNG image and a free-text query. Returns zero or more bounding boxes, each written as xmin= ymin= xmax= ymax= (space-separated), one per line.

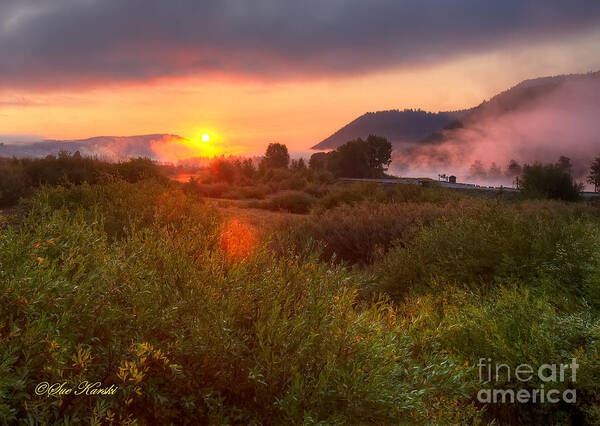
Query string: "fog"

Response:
xmin=391 ymin=75 xmax=600 ymax=187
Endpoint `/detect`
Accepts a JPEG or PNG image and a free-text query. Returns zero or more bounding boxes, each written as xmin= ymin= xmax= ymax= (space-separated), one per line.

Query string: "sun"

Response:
xmin=201 ymin=133 xmax=210 ymax=142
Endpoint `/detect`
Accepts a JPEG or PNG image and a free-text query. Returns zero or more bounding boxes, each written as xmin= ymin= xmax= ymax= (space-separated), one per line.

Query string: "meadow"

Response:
xmin=1 ymin=153 xmax=600 ymax=425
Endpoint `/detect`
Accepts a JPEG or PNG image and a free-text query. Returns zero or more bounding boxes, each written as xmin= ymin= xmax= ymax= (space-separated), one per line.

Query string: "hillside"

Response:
xmin=311 ymin=109 xmax=466 ymax=150
xmin=0 ymin=134 xmax=187 ymax=161
xmin=421 ymin=71 xmax=600 ymax=144
xmin=391 ymin=71 xmax=600 ymax=182
xmin=315 ymin=72 xmax=600 ymax=156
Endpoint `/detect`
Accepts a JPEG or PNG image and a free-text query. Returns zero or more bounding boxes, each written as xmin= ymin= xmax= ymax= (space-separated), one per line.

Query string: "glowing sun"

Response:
xmin=201 ymin=133 xmax=210 ymax=142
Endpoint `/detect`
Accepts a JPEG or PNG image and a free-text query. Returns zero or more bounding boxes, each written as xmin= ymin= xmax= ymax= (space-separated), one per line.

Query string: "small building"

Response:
xmin=448 ymin=175 xmax=457 ymax=183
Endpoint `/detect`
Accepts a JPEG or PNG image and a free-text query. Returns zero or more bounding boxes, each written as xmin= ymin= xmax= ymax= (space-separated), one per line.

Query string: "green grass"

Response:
xmin=2 ymin=179 xmax=600 ymax=424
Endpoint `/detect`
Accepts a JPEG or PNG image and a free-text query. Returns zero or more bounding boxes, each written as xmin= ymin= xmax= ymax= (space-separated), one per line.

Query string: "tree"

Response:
xmin=520 ymin=163 xmax=582 ymax=201
xmin=365 ymin=135 xmax=392 ymax=176
xmin=290 ymin=158 xmax=307 ymax=172
xmin=587 ymin=156 xmax=600 ymax=192
xmin=468 ymin=160 xmax=487 ymax=180
xmin=241 ymin=158 xmax=255 ymax=179
xmin=505 ymin=160 xmax=522 ymax=177
xmin=334 ymin=139 xmax=370 ymax=178
xmin=309 ymin=152 xmax=328 ymax=170
xmin=488 ymin=162 xmax=502 ymax=179
xmin=114 ymin=157 xmax=163 ymax=183
xmin=210 ymin=159 xmax=236 ymax=183
xmin=308 ymin=136 xmax=392 ymax=178
xmin=262 ymin=143 xmax=290 ymax=169
xmin=556 ymin=156 xmax=573 ymax=175
xmin=332 ymin=135 xmax=392 ymax=178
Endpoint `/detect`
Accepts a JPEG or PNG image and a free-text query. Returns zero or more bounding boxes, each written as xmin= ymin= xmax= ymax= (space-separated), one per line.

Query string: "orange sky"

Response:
xmin=2 ymin=28 xmax=600 ymax=154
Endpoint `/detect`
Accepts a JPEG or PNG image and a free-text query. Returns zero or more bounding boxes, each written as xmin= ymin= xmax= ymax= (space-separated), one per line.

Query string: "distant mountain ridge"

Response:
xmin=314 ymin=71 xmax=600 ymax=151
xmin=420 ymin=70 xmax=600 ymax=145
xmin=3 ymin=71 xmax=598 ymax=166
xmin=311 ymin=109 xmax=467 ymax=150
xmin=0 ymin=134 xmax=187 ymax=161
xmin=389 ymin=70 xmax=600 ymax=184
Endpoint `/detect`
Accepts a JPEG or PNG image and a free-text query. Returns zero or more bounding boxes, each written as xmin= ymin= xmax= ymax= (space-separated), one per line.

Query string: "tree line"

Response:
xmin=207 ymin=135 xmax=393 ymax=183
xmin=3 ymin=135 xmax=599 ymax=208
xmin=468 ymin=155 xmax=600 ymax=200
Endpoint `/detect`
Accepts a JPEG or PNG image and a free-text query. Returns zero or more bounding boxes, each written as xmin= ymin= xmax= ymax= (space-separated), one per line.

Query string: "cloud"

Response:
xmin=1 ymin=0 xmax=600 ymax=88
xmin=0 ymin=95 xmax=43 ymax=107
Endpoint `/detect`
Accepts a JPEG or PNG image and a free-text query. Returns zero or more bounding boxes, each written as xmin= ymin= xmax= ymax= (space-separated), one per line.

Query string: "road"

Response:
xmin=338 ymin=177 xmax=600 ymax=197
xmin=338 ymin=177 xmax=519 ymax=192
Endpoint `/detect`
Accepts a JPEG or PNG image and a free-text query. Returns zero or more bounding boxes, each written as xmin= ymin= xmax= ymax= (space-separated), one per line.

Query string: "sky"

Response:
xmin=1 ymin=0 xmax=600 ymax=155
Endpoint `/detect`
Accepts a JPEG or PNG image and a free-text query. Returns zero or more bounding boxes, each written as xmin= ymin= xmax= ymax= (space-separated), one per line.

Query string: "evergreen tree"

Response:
xmin=587 ymin=156 xmax=600 ymax=192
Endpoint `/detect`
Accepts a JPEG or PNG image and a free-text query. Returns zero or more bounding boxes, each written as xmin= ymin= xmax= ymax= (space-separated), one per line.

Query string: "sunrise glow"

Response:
xmin=3 ymin=2 xmax=600 ymax=424
xmin=2 ymin=22 xmax=600 ymax=156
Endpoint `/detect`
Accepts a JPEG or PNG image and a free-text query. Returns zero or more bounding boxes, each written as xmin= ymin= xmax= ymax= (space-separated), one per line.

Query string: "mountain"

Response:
xmin=0 ymin=134 xmax=187 ymax=161
xmin=391 ymin=71 xmax=600 ymax=183
xmin=421 ymin=71 xmax=600 ymax=145
xmin=311 ymin=109 xmax=467 ymax=150
xmin=314 ymin=71 xmax=600 ymax=155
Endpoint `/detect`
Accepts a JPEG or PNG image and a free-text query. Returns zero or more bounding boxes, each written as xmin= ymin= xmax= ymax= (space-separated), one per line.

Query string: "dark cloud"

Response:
xmin=1 ymin=0 xmax=600 ymax=88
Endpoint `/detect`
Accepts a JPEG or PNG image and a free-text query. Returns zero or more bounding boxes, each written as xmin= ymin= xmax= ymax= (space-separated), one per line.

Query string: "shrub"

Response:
xmin=114 ymin=157 xmax=165 ymax=183
xmin=0 ymin=191 xmax=481 ymax=424
xmin=272 ymin=201 xmax=464 ymax=264
xmin=222 ymin=185 xmax=268 ymax=200
xmin=209 ymin=159 xmax=236 ymax=183
xmin=0 ymin=159 xmax=30 ymax=206
xmin=261 ymin=191 xmax=315 ymax=214
xmin=376 ymin=201 xmax=600 ymax=300
xmin=22 ymin=151 xmax=112 ymax=186
xmin=315 ymin=182 xmax=385 ymax=210
xmin=302 ymin=183 xmax=329 ymax=198
xmin=26 ymin=179 xmax=205 ymax=238
xmin=521 ymin=163 xmax=582 ymax=201
xmin=260 ymin=167 xmax=292 ymax=183
xmin=313 ymin=169 xmax=335 ymax=184
xmin=313 ymin=182 xmax=461 ymax=211
xmin=279 ymin=174 xmax=307 ymax=191
xmin=185 ymin=181 xmax=232 ymax=198
xmin=4 ymin=167 xmax=600 ymax=424
xmin=402 ymin=286 xmax=600 ymax=424
xmin=387 ymin=182 xmax=463 ymax=204
xmin=0 ymin=154 xmax=169 ymax=207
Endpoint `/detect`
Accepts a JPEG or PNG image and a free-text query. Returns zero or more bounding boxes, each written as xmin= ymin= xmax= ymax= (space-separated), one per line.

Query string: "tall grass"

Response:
xmin=314 ymin=181 xmax=461 ymax=211
xmin=376 ymin=201 xmax=600 ymax=301
xmin=3 ymin=180 xmax=600 ymax=424
xmin=0 ymin=183 xmax=480 ymax=424
xmin=391 ymin=285 xmax=600 ymax=424
xmin=272 ymin=201 xmax=474 ymax=264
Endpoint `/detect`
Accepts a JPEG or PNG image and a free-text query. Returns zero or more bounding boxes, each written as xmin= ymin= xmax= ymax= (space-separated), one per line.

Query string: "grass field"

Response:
xmin=1 ymin=170 xmax=600 ymax=424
